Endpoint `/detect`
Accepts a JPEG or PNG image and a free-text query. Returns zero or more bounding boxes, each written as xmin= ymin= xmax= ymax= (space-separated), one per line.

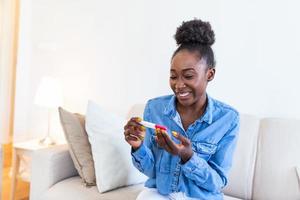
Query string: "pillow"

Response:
xmin=58 ymin=107 xmax=96 ymax=186
xmin=85 ymin=101 xmax=146 ymax=193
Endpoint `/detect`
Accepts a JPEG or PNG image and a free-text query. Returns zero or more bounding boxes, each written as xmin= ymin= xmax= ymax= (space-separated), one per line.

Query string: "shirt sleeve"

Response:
xmin=131 ymin=100 xmax=156 ymax=178
xmin=181 ymin=114 xmax=240 ymax=193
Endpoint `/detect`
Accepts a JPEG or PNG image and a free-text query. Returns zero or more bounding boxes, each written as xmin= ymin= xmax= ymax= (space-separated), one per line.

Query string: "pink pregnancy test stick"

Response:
xmin=139 ymin=120 xmax=167 ymax=131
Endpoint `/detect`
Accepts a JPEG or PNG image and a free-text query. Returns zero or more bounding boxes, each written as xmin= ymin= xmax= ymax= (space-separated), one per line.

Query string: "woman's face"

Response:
xmin=170 ymin=50 xmax=215 ymax=107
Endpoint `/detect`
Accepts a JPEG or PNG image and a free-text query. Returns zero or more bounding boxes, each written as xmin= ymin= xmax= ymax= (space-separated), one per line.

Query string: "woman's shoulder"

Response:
xmin=143 ymin=95 xmax=174 ymax=120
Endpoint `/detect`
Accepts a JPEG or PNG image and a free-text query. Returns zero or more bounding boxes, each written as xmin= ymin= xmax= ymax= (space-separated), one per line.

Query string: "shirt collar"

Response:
xmin=199 ymin=95 xmax=214 ymax=124
xmin=163 ymin=95 xmax=177 ymax=117
xmin=163 ymin=94 xmax=214 ymax=125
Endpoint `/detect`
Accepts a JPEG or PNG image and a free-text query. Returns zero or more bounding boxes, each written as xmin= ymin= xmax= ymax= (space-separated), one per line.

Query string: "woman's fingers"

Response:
xmin=124 ymin=117 xmax=142 ymax=128
xmin=130 ymin=117 xmax=146 ymax=131
xmin=123 ymin=117 xmax=145 ymax=140
xmin=130 ymin=126 xmax=145 ymax=139
xmin=125 ymin=127 xmax=144 ymax=140
xmin=125 ymin=134 xmax=139 ymax=141
xmin=155 ymin=129 xmax=165 ymax=146
xmin=155 ymin=136 xmax=173 ymax=153
xmin=124 ymin=128 xmax=139 ymax=141
xmin=147 ymin=128 xmax=193 ymax=159
xmin=172 ymin=131 xmax=190 ymax=146
xmin=161 ymin=131 xmax=179 ymax=153
xmin=155 ymin=129 xmax=173 ymax=153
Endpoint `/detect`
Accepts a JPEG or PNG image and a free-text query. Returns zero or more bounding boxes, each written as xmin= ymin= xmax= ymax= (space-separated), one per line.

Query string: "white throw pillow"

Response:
xmin=85 ymin=101 xmax=146 ymax=193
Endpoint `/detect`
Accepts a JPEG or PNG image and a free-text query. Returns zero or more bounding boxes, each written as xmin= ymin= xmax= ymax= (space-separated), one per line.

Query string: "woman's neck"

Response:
xmin=177 ymin=94 xmax=207 ymax=114
xmin=176 ymin=94 xmax=208 ymax=129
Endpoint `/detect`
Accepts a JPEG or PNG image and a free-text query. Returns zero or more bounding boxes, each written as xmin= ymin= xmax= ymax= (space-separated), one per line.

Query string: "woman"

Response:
xmin=124 ymin=19 xmax=239 ymax=200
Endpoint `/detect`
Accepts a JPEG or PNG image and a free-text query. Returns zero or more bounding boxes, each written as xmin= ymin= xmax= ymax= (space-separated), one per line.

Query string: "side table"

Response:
xmin=10 ymin=139 xmax=65 ymax=200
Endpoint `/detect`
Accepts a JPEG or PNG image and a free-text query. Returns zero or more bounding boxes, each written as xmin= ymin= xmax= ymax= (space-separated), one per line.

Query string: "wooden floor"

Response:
xmin=1 ymin=143 xmax=30 ymax=200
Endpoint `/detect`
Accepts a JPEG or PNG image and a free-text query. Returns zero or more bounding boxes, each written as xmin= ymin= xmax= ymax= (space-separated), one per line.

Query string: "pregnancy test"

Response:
xmin=139 ymin=120 xmax=167 ymax=131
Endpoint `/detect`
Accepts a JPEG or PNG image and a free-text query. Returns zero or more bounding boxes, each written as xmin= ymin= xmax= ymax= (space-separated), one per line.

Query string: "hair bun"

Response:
xmin=175 ymin=19 xmax=215 ymax=46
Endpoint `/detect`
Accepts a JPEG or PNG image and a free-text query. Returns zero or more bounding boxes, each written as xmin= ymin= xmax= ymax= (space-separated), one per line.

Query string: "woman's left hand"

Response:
xmin=155 ymin=129 xmax=194 ymax=163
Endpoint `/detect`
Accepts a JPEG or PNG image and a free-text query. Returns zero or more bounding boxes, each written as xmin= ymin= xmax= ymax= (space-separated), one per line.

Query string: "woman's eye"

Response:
xmin=184 ymin=75 xmax=193 ymax=79
xmin=170 ymin=76 xmax=177 ymax=80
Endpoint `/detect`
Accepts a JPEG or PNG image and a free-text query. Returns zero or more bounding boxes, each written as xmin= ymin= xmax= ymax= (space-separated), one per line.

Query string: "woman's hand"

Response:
xmin=124 ymin=117 xmax=146 ymax=150
xmin=155 ymin=129 xmax=193 ymax=163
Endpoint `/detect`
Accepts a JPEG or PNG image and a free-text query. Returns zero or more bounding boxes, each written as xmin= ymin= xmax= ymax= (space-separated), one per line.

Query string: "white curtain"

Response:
xmin=0 ymin=0 xmax=18 ymax=144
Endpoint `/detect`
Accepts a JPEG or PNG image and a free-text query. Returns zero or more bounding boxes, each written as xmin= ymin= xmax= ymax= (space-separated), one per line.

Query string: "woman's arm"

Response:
xmin=131 ymin=101 xmax=156 ymax=178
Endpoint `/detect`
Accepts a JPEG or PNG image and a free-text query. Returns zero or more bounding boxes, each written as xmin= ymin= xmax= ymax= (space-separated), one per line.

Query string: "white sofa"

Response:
xmin=30 ymin=105 xmax=300 ymax=200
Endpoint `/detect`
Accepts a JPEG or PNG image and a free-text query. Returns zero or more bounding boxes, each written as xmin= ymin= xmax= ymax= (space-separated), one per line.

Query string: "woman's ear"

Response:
xmin=207 ymin=68 xmax=215 ymax=82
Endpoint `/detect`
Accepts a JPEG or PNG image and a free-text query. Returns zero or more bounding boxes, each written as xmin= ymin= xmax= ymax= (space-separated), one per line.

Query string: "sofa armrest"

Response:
xmin=30 ymin=144 xmax=78 ymax=200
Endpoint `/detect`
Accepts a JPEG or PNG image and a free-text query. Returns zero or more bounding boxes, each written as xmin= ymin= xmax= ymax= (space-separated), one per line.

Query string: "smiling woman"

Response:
xmin=124 ymin=19 xmax=240 ymax=200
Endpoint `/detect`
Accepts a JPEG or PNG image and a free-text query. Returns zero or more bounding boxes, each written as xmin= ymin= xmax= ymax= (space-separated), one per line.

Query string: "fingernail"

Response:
xmin=138 ymin=135 xmax=144 ymax=140
xmin=172 ymin=131 xmax=178 ymax=137
xmin=136 ymin=117 xmax=142 ymax=122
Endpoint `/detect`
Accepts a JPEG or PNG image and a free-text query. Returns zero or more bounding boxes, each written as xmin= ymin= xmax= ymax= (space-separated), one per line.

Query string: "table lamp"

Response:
xmin=34 ymin=77 xmax=63 ymax=145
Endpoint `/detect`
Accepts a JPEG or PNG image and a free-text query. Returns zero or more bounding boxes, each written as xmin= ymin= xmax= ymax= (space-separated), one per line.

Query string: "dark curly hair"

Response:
xmin=172 ymin=19 xmax=216 ymax=68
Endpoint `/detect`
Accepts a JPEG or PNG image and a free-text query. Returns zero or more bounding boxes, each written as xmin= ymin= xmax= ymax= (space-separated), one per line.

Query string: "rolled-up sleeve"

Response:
xmin=131 ymin=100 xmax=156 ymax=178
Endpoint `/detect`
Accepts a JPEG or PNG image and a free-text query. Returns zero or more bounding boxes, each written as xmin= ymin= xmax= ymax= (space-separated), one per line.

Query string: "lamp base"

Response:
xmin=39 ymin=136 xmax=56 ymax=146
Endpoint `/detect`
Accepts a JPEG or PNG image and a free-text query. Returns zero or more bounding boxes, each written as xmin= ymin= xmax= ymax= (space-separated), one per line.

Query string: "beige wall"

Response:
xmin=14 ymin=0 xmax=300 ymax=141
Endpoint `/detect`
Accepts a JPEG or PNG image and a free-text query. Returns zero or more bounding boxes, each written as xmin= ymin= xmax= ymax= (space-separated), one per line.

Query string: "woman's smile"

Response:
xmin=176 ymin=91 xmax=191 ymax=100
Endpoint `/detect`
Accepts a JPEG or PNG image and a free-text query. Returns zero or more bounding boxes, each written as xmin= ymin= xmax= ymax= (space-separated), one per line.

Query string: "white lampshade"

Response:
xmin=34 ymin=77 xmax=63 ymax=108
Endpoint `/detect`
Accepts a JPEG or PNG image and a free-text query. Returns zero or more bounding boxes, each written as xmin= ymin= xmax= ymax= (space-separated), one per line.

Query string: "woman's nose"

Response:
xmin=175 ymin=79 xmax=186 ymax=90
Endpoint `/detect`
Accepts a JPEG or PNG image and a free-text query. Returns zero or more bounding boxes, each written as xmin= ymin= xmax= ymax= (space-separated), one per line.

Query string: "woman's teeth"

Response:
xmin=179 ymin=92 xmax=189 ymax=97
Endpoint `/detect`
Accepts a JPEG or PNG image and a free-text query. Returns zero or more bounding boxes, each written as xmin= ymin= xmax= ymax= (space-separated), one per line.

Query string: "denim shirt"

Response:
xmin=131 ymin=94 xmax=240 ymax=200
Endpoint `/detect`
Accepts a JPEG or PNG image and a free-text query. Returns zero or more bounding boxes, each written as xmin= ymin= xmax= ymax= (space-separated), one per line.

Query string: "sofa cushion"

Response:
xmin=224 ymin=196 xmax=243 ymax=200
xmin=253 ymin=118 xmax=300 ymax=199
xmin=43 ymin=176 xmax=241 ymax=200
xmin=43 ymin=176 xmax=144 ymax=200
xmin=222 ymin=114 xmax=260 ymax=200
xmin=58 ymin=107 xmax=96 ymax=186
